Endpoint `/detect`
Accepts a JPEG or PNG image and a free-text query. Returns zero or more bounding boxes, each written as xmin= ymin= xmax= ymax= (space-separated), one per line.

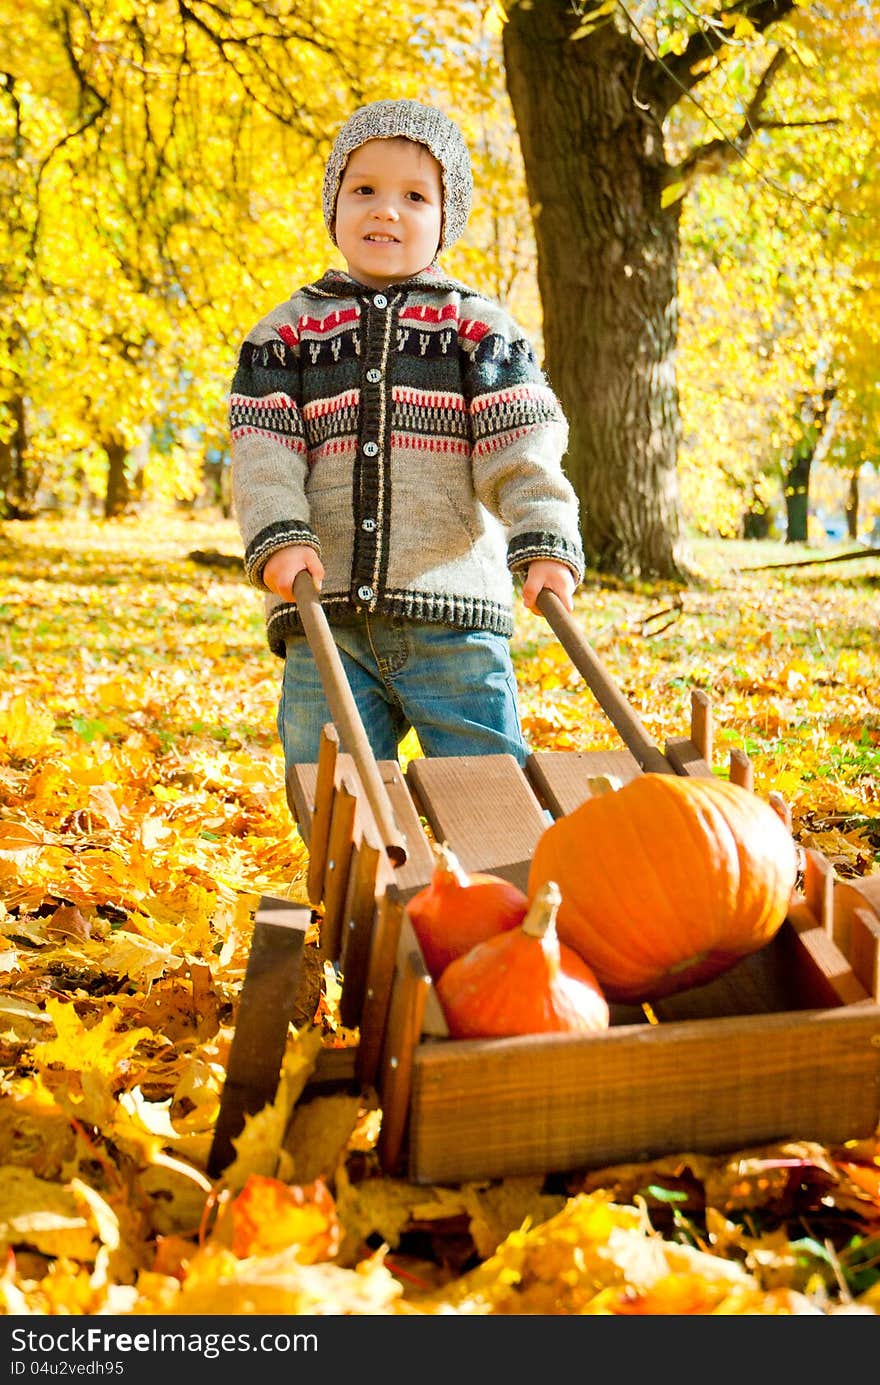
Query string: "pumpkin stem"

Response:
xmin=431 ymin=840 xmax=471 ymax=885
xmin=523 ymin=881 xmax=562 ymax=941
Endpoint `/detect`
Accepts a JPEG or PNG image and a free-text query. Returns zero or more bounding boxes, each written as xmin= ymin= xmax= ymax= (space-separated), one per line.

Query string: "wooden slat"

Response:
xmin=848 ymin=907 xmax=880 ymax=1002
xmin=319 ymin=771 xmax=358 ymax=963
xmin=690 ymin=689 xmax=713 ymax=765
xmin=768 ymin=791 xmax=792 ymax=831
xmin=406 ymin=1005 xmax=880 ymax=1184
xmin=398 ymin=911 xmax=447 ymax=1037
xmin=729 ymin=748 xmax=754 ymax=791
xmin=338 ymin=825 xmax=385 ymax=1029
xmin=664 ymin=736 xmax=714 ymax=778
xmin=357 ymin=885 xmax=405 ymax=1089
xmin=648 ymin=925 xmax=806 ymax=1022
xmin=376 ymin=947 xmax=430 ymax=1176
xmin=832 ymin=873 xmax=880 ymax=961
xmin=207 ymin=897 xmax=309 ymax=1177
xmin=406 ymin=754 xmax=547 ymax=894
xmin=803 ymin=847 xmax=835 ymax=935
xmin=781 ymin=899 xmax=872 ymax=1009
xmin=288 ymin=756 xmax=434 ymax=902
xmin=525 ymin=748 xmax=641 ymax=819
xmin=307 ymin=725 xmax=339 ymax=902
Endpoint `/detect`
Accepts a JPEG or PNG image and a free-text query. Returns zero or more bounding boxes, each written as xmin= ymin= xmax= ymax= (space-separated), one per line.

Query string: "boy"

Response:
xmin=230 ymin=98 xmax=583 ymax=770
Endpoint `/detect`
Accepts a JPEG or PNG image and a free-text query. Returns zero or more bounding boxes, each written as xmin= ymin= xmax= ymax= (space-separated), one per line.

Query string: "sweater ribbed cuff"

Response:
xmin=244 ymin=522 xmax=322 ymax=587
xmin=507 ymin=531 xmax=584 ymax=585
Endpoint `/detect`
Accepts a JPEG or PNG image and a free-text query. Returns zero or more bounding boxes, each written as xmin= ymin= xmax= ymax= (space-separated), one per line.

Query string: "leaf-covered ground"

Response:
xmin=0 ymin=513 xmax=878 ymax=1316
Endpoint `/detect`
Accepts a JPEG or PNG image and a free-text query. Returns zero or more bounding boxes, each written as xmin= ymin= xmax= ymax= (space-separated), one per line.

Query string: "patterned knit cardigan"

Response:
xmin=229 ymin=266 xmax=584 ymax=657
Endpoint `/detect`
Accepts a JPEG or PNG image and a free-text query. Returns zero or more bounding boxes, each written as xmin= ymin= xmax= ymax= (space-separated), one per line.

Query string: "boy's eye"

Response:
xmin=353 ymin=184 xmax=374 ymax=195
xmin=406 ymin=191 xmax=425 ymax=202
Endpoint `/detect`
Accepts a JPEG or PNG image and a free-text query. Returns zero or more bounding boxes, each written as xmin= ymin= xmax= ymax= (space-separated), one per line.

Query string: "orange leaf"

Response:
xmin=0 ymin=821 xmax=44 ymax=851
xmin=837 ymin=1161 xmax=880 ymax=1205
xmin=228 ymin=1174 xmax=341 ymax=1263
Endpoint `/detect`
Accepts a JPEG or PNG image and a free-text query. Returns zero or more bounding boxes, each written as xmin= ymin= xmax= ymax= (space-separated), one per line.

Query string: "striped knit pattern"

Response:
xmin=230 ymin=267 xmax=583 ymax=656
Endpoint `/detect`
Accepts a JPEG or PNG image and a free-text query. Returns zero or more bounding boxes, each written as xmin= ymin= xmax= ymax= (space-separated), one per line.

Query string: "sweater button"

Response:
xmin=357 ymin=584 xmax=374 ymax=601
xmin=361 ymin=518 xmax=376 ymax=532
xmin=373 ymin=293 xmax=388 ymax=309
xmin=362 ymin=441 xmax=379 ymax=457
xmin=366 ymin=368 xmax=381 ymax=383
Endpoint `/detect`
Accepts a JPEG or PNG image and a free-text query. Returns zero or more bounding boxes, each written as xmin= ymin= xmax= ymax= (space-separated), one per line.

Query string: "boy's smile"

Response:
xmin=334 ymin=137 xmax=444 ymax=289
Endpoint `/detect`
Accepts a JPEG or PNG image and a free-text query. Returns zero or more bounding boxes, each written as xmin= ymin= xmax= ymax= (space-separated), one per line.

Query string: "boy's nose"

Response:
xmin=374 ymin=203 xmax=400 ymax=221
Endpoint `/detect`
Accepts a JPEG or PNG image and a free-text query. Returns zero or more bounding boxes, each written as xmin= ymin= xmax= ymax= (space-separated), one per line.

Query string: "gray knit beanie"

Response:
xmin=322 ymin=99 xmax=473 ymax=255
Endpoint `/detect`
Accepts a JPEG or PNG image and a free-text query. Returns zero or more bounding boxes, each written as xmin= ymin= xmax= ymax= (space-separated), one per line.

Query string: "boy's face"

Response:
xmin=334 ymin=137 xmax=444 ymax=289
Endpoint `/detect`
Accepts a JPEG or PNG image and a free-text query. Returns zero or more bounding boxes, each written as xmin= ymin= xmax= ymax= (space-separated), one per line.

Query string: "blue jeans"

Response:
xmin=278 ymin=613 xmax=528 ymax=770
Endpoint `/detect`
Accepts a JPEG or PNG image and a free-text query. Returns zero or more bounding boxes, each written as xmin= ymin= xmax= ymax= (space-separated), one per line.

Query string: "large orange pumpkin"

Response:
xmin=527 ymin=774 xmax=799 ymax=1002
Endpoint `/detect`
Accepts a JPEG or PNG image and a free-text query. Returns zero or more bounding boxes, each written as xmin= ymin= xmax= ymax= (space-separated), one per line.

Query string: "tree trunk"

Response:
xmin=784 ymin=448 xmax=812 ymax=543
xmin=784 ymin=386 xmax=837 ymax=543
xmin=503 ymin=5 xmax=687 ymax=580
xmin=104 ymin=437 xmax=130 ymax=518
xmin=742 ymin=504 xmax=773 ymax=540
xmin=0 ymin=391 xmax=37 ymax=519
xmin=846 ymin=470 xmax=859 ymax=539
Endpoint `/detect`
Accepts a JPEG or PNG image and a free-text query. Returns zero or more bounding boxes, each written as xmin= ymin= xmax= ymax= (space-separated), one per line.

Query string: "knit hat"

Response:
xmin=322 ymin=99 xmax=473 ymax=255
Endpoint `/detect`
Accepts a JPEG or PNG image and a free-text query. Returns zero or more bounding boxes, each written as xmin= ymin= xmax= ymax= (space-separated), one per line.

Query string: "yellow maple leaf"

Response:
xmin=0 ymin=1166 xmax=100 ymax=1261
xmin=0 ymin=696 xmax=57 ymax=758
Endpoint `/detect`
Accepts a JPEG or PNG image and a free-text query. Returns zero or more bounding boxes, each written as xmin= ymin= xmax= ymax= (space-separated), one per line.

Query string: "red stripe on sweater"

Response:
xmin=390 ymin=433 xmax=470 ymax=456
xmin=277 ymin=324 xmax=300 ymax=349
xmin=302 ymin=391 xmax=359 ymax=419
xmin=470 ymin=383 xmax=555 ymax=413
xmin=393 ymin=386 xmax=467 ymax=412
xmin=398 ymin=302 xmax=459 ymax=326
xmin=459 ymin=318 xmax=491 ymax=343
xmin=298 ymin=307 xmax=360 ymax=336
xmin=230 ymin=427 xmax=307 ymax=454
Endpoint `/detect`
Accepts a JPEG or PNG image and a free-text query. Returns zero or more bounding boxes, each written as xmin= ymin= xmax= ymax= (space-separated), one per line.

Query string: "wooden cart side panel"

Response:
xmin=832 ymin=873 xmax=880 ymax=967
xmin=376 ymin=948 xmax=431 ymax=1176
xmin=357 ymin=885 xmax=405 ymax=1090
xmin=407 ymin=1006 xmax=880 ymax=1184
xmin=338 ymin=826 xmax=386 ymax=1029
xmin=849 ymin=908 xmax=880 ymax=1002
xmin=288 ymin=756 xmax=434 ymax=901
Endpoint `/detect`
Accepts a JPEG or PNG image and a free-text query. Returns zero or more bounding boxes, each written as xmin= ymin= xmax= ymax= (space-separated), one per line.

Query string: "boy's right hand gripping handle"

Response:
xmin=292 ymin=572 xmax=408 ymax=866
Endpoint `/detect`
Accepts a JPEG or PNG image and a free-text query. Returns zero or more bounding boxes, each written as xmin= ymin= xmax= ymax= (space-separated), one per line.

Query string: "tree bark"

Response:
xmin=104 ymin=437 xmax=130 ymax=518
xmin=503 ymin=5 xmax=687 ymax=580
xmin=0 ymin=391 xmax=37 ymax=520
xmin=846 ymin=470 xmax=859 ymax=539
xmin=784 ymin=447 xmax=811 ymax=543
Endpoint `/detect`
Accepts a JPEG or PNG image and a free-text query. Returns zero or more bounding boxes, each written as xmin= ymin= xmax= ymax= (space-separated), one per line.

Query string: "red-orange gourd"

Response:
xmin=407 ymin=841 xmax=528 ymax=981
xmin=436 ymin=881 xmax=610 ymax=1038
xmin=527 ymin=774 xmax=799 ymax=1003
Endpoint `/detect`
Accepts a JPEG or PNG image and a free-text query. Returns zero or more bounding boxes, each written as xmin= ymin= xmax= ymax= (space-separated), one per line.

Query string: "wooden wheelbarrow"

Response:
xmin=207 ymin=577 xmax=880 ymax=1183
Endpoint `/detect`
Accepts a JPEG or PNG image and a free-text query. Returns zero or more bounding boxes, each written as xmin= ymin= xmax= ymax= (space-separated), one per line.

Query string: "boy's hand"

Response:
xmin=521 ymin=558 xmax=576 ymax=614
xmin=262 ymin=545 xmax=325 ymax=600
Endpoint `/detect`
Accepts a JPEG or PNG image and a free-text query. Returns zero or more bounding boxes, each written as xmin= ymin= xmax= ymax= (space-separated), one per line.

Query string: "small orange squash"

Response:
xmin=435 ymin=881 xmax=610 ymax=1038
xmin=527 ymin=774 xmax=799 ymax=1003
xmin=407 ymin=841 xmax=528 ymax=981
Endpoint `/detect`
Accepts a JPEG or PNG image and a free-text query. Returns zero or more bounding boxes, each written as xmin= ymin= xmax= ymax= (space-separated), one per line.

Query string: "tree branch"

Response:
xmin=668 ymin=47 xmax=788 ymax=184
xmin=652 ymin=0 xmax=797 ymax=114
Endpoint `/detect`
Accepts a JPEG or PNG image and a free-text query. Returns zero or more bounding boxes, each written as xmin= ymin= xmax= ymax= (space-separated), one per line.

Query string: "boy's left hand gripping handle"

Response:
xmin=292 ymin=571 xmax=408 ymax=866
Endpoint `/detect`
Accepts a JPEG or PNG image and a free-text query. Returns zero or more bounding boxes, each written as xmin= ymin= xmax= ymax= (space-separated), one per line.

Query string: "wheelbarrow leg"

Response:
xmin=207 ymin=897 xmax=310 ymax=1178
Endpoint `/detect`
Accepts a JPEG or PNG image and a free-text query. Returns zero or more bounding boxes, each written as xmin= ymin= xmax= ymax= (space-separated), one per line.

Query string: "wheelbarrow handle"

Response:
xmin=292 ymin=573 xmax=408 ymax=866
xmin=535 ymin=589 xmax=674 ymax=776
